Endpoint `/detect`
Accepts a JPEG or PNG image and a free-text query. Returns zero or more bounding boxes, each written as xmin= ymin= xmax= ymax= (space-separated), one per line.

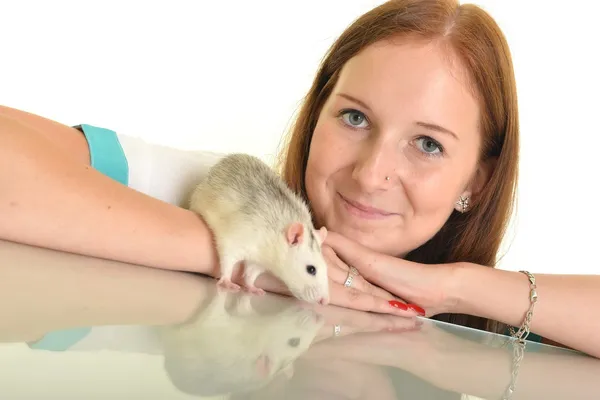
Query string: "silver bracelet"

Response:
xmin=508 ymin=270 xmax=538 ymax=343
xmin=500 ymin=338 xmax=526 ymax=400
xmin=500 ymin=270 xmax=537 ymax=399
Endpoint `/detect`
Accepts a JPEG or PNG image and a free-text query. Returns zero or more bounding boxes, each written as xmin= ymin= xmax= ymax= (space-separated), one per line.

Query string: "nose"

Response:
xmin=318 ymin=297 xmax=328 ymax=306
xmin=352 ymin=139 xmax=395 ymax=192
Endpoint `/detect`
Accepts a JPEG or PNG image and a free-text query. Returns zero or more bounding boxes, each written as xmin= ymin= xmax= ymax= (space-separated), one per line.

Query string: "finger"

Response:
xmin=323 ymin=232 xmax=384 ymax=280
xmin=329 ymin=281 xmax=417 ymax=317
xmin=322 ymin=245 xmax=348 ymax=271
xmin=306 ymin=326 xmax=424 ymax=360
xmin=324 ymin=246 xmax=400 ymax=301
xmin=329 ymin=264 xmax=397 ymax=301
xmin=318 ymin=314 xmax=421 ymax=339
xmin=300 ymin=299 xmax=416 ymax=333
xmin=325 ymin=233 xmax=425 ymax=314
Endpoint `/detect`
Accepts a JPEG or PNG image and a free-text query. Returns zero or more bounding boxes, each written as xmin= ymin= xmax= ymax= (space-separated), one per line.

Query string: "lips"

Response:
xmin=338 ymin=193 xmax=395 ymax=219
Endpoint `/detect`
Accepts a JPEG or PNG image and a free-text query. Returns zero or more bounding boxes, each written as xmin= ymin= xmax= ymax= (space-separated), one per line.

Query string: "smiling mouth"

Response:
xmin=337 ymin=193 xmax=395 ymax=220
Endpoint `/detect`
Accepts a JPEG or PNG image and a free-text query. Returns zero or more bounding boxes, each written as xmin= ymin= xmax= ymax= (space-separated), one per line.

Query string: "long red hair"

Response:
xmin=275 ymin=0 xmax=520 ymax=333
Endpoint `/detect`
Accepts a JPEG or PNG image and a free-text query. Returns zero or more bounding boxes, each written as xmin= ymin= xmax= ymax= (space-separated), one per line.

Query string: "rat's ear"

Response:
xmin=316 ymin=226 xmax=327 ymax=245
xmin=255 ymin=354 xmax=271 ymax=378
xmin=286 ymin=222 xmax=304 ymax=246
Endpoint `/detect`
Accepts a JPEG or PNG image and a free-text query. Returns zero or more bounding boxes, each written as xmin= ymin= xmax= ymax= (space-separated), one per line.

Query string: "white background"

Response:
xmin=0 ymin=1 xmax=598 ymax=398
xmin=1 ymin=0 xmax=598 ymax=275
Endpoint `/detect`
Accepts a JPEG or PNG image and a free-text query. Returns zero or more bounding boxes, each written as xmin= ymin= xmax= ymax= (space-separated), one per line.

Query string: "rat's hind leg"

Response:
xmin=243 ymin=262 xmax=266 ymax=295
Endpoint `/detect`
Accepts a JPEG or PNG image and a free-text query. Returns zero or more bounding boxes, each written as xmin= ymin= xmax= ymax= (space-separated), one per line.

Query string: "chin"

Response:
xmin=329 ymin=221 xmax=404 ymax=257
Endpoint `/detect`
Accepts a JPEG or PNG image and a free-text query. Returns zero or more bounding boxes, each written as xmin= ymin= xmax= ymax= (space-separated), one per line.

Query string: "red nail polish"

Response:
xmin=407 ymin=304 xmax=426 ymax=316
xmin=388 ymin=300 xmax=408 ymax=310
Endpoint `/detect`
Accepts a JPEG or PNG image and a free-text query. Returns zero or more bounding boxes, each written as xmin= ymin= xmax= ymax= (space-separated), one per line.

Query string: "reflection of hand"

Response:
xmin=294 ymin=299 xmax=422 ymax=343
xmin=307 ymin=320 xmax=482 ymax=371
xmin=324 ymin=231 xmax=459 ymax=317
xmin=297 ymin=321 xmax=507 ymax=398
xmin=281 ymin=358 xmax=398 ymax=400
xmin=232 ymin=352 xmax=398 ymax=400
xmin=298 ymin=320 xmax=600 ymax=400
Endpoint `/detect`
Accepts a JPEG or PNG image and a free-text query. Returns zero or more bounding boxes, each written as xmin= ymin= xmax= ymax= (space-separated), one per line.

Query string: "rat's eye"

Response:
xmin=288 ymin=337 xmax=300 ymax=347
xmin=306 ymin=265 xmax=316 ymax=275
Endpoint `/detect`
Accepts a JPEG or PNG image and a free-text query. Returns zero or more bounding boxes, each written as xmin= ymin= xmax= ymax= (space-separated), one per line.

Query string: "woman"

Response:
xmin=1 ymin=0 xmax=598 ymax=358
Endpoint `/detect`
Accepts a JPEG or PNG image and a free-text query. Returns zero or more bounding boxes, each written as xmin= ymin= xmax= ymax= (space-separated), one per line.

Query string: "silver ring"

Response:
xmin=344 ymin=266 xmax=359 ymax=288
xmin=334 ymin=325 xmax=341 ymax=336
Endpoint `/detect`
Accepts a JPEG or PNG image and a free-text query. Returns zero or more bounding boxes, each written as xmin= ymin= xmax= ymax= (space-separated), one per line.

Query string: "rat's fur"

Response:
xmin=188 ymin=153 xmax=329 ymax=304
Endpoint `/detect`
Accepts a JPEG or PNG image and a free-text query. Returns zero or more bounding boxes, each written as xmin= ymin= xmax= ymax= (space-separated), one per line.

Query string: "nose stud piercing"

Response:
xmin=385 ymin=176 xmax=390 ymax=181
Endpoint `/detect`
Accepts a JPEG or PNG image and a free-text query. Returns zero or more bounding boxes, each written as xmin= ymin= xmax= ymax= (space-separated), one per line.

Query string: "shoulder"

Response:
xmin=115 ymin=132 xmax=226 ymax=206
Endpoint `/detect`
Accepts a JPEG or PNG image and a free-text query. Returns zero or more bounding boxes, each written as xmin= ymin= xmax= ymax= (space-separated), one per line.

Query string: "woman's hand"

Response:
xmin=323 ymin=231 xmax=463 ymax=317
xmin=241 ymin=240 xmax=420 ymax=318
xmin=322 ymin=243 xmax=420 ymax=317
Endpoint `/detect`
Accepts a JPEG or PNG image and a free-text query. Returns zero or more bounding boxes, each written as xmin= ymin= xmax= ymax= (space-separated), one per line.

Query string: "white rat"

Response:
xmin=188 ymin=153 xmax=330 ymax=305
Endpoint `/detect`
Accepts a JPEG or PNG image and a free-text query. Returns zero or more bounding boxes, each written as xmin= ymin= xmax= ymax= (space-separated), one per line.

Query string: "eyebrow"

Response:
xmin=337 ymin=93 xmax=372 ymax=111
xmin=415 ymin=122 xmax=459 ymax=141
xmin=337 ymin=93 xmax=459 ymax=141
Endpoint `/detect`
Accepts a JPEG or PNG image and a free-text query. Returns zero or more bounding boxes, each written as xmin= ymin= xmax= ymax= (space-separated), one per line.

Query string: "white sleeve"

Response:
xmin=116 ymin=133 xmax=225 ymax=206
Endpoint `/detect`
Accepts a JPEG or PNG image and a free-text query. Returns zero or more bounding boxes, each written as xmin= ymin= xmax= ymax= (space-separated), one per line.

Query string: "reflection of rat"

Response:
xmin=159 ymin=290 xmax=324 ymax=397
xmin=188 ymin=153 xmax=330 ymax=305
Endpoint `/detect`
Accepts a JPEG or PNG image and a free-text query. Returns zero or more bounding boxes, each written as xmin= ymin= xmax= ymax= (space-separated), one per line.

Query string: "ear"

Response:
xmin=456 ymin=157 xmax=497 ymax=212
xmin=286 ymin=222 xmax=304 ymax=246
xmin=316 ymin=226 xmax=327 ymax=245
xmin=255 ymin=354 xmax=271 ymax=378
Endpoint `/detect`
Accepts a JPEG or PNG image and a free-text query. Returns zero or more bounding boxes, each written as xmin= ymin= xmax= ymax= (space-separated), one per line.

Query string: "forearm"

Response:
xmin=454 ymin=263 xmax=600 ymax=358
xmin=0 ymin=115 xmax=217 ymax=275
xmin=0 ymin=239 xmax=213 ymax=342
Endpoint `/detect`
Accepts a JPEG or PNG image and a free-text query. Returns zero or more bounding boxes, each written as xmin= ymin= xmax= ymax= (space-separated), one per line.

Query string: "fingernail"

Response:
xmin=407 ymin=304 xmax=426 ymax=316
xmin=388 ymin=300 xmax=408 ymax=310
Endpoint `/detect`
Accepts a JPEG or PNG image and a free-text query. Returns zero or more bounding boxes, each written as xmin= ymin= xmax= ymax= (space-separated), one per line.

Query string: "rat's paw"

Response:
xmin=246 ymin=286 xmax=266 ymax=296
xmin=216 ymin=277 xmax=241 ymax=292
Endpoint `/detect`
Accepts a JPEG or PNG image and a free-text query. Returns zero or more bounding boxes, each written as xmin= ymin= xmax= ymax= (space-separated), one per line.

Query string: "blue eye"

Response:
xmin=340 ymin=109 xmax=369 ymax=129
xmin=415 ymin=136 xmax=443 ymax=156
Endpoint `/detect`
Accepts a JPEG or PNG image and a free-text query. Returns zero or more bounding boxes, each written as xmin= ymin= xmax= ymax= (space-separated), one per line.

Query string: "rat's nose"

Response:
xmin=318 ymin=297 xmax=328 ymax=305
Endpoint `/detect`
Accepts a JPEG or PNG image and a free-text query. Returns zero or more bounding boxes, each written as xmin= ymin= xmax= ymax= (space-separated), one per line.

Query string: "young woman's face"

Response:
xmin=305 ymin=39 xmax=488 ymax=257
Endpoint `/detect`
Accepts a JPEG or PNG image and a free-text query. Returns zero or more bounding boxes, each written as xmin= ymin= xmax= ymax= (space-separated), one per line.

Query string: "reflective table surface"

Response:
xmin=1 ymin=239 xmax=599 ymax=399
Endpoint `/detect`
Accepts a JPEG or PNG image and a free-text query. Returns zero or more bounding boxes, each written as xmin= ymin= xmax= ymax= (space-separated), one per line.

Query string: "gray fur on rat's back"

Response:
xmin=188 ymin=153 xmax=329 ymax=304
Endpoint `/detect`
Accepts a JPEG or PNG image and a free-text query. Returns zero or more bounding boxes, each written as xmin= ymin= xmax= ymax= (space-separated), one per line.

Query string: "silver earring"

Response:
xmin=456 ymin=195 xmax=470 ymax=213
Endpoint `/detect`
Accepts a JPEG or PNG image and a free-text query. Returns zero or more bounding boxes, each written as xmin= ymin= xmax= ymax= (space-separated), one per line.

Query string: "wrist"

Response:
xmin=447 ymin=262 xmax=478 ymax=315
xmin=449 ymin=262 xmax=532 ymax=325
xmin=183 ymin=210 xmax=220 ymax=276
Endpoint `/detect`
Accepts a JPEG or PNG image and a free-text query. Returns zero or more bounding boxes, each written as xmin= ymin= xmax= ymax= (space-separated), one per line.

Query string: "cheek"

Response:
xmin=403 ymin=162 xmax=469 ymax=214
xmin=306 ymin=120 xmax=346 ymax=176
xmin=305 ymin=120 xmax=347 ymax=203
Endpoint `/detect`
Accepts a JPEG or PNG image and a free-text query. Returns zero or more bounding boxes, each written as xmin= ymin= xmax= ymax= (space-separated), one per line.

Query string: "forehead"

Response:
xmin=333 ymin=38 xmax=481 ymax=141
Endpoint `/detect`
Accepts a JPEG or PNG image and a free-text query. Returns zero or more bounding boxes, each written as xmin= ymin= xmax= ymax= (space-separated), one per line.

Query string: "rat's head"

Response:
xmin=279 ymin=223 xmax=329 ymax=305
